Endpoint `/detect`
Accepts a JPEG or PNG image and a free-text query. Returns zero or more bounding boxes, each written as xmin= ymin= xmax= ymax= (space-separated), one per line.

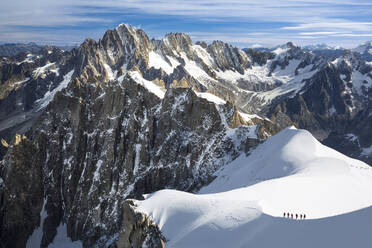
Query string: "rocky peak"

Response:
xmin=195 ymin=41 xmax=208 ymax=49
xmin=330 ymin=51 xmax=372 ymax=79
xmin=115 ymin=24 xmax=151 ymax=57
xmin=283 ymin=42 xmax=308 ymax=59
xmin=207 ymin=40 xmax=251 ymax=74
xmin=163 ymin=32 xmax=193 ymax=54
xmin=243 ymin=48 xmax=274 ymax=66
xmin=115 ymin=200 xmax=165 ymax=248
xmin=268 ymin=42 xmax=321 ymax=76
xmin=353 ymin=40 xmax=372 ymax=54
xmin=286 ymin=41 xmax=296 ymax=49
xmin=270 ymin=42 xmax=302 ymax=58
xmin=74 ymin=24 xmax=154 ymax=83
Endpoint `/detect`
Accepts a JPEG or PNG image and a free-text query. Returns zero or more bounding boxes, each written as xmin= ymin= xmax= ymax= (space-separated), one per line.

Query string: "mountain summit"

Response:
xmin=353 ymin=40 xmax=372 ymax=61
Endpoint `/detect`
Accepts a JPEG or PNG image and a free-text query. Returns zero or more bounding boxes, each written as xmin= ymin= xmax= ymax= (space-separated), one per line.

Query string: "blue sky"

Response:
xmin=1 ymin=0 xmax=372 ymax=48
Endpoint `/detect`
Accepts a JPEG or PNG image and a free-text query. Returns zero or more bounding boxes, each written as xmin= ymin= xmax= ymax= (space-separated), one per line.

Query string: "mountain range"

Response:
xmin=0 ymin=43 xmax=77 ymax=57
xmin=0 ymin=24 xmax=372 ymax=247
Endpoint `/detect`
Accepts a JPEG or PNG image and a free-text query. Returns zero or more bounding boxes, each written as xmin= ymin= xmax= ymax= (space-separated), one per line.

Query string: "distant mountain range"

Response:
xmin=0 ymin=42 xmax=42 ymax=57
xmin=0 ymin=42 xmax=77 ymax=56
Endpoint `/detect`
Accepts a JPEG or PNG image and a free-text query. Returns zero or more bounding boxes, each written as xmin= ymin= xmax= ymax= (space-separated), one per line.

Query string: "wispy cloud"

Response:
xmin=299 ymin=32 xmax=345 ymax=35
xmin=333 ymin=33 xmax=372 ymax=37
xmin=0 ymin=0 xmax=371 ymax=47
xmin=282 ymin=22 xmax=372 ymax=31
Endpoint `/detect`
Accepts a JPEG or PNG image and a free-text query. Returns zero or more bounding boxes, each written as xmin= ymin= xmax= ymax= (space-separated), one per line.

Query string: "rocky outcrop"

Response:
xmin=267 ymin=51 xmax=372 ymax=145
xmin=113 ymin=200 xmax=165 ymax=248
xmin=163 ymin=33 xmax=193 ymax=55
xmin=323 ymin=102 xmax=372 ymax=165
xmin=208 ymin=41 xmax=251 ymax=74
xmin=243 ymin=48 xmax=274 ymax=66
xmin=267 ymin=65 xmax=352 ymax=139
xmin=0 ymin=135 xmax=44 ymax=248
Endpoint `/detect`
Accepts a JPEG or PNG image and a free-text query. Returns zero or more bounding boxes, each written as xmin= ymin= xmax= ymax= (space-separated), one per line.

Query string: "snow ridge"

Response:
xmin=136 ymin=128 xmax=372 ymax=248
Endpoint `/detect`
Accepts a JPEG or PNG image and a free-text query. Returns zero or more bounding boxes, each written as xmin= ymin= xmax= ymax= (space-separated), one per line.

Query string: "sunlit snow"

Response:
xmin=148 ymin=51 xmax=180 ymax=74
xmin=137 ymin=127 xmax=372 ymax=248
xmin=35 ymin=70 xmax=74 ymax=111
xmin=128 ymin=71 xmax=165 ymax=98
xmin=196 ymin=92 xmax=226 ymax=105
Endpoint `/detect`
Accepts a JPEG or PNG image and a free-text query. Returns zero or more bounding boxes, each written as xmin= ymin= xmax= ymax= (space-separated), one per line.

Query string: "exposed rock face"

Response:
xmin=0 ymin=69 xmax=261 ymax=247
xmin=0 ymin=135 xmax=43 ymax=248
xmin=207 ymin=41 xmax=251 ymax=74
xmin=267 ymin=50 xmax=372 ymax=145
xmin=268 ymin=66 xmax=352 ymax=139
xmin=163 ymin=33 xmax=193 ymax=54
xmin=0 ymin=46 xmax=76 ymax=159
xmin=113 ymin=200 xmax=165 ymax=248
xmin=1 ymin=24 xmax=372 ymax=247
xmin=323 ymin=103 xmax=372 ymax=165
xmin=243 ymin=48 xmax=274 ymax=66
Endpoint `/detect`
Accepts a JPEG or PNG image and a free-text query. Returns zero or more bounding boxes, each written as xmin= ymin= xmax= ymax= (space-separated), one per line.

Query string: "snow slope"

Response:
xmin=136 ymin=127 xmax=372 ymax=248
xmin=196 ymin=92 xmax=226 ymax=105
xmin=35 ymin=70 xmax=75 ymax=111
xmin=128 ymin=71 xmax=165 ymax=99
xmin=26 ymin=198 xmax=82 ymax=248
xmin=148 ymin=51 xmax=180 ymax=74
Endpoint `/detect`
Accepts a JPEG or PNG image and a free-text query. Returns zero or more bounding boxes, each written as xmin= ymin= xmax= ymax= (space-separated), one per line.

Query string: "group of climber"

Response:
xmin=283 ymin=212 xmax=306 ymax=219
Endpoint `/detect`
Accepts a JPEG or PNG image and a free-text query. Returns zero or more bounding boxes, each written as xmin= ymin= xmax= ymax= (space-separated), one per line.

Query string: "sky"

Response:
xmin=1 ymin=0 xmax=372 ymax=48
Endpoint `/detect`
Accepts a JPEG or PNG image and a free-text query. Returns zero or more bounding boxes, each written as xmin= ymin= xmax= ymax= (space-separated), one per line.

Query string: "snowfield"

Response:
xmin=35 ymin=70 xmax=75 ymax=111
xmin=128 ymin=71 xmax=165 ymax=99
xmin=136 ymin=127 xmax=372 ymax=248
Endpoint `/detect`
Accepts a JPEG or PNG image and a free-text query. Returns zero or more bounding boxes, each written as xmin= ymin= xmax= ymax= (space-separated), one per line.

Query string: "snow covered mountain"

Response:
xmin=301 ymin=44 xmax=345 ymax=58
xmin=353 ymin=41 xmax=372 ymax=61
xmin=136 ymin=127 xmax=372 ymax=247
xmin=0 ymin=42 xmax=42 ymax=57
xmin=0 ymin=45 xmax=76 ymax=159
xmin=1 ymin=23 xmax=372 ymax=247
xmin=2 ymin=25 xmax=372 ymax=163
xmin=302 ymin=43 xmax=342 ymax=51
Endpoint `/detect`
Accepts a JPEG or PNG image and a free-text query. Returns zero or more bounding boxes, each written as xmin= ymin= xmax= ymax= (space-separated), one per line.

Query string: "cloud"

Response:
xmin=282 ymin=20 xmax=372 ymax=46
xmin=0 ymin=0 xmax=371 ymax=47
xmin=282 ymin=22 xmax=372 ymax=32
xmin=299 ymin=32 xmax=346 ymax=35
xmin=298 ymin=31 xmax=372 ymax=38
xmin=333 ymin=33 xmax=372 ymax=37
xmin=94 ymin=0 xmax=372 ymax=20
xmin=2 ymin=0 xmax=371 ymax=26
